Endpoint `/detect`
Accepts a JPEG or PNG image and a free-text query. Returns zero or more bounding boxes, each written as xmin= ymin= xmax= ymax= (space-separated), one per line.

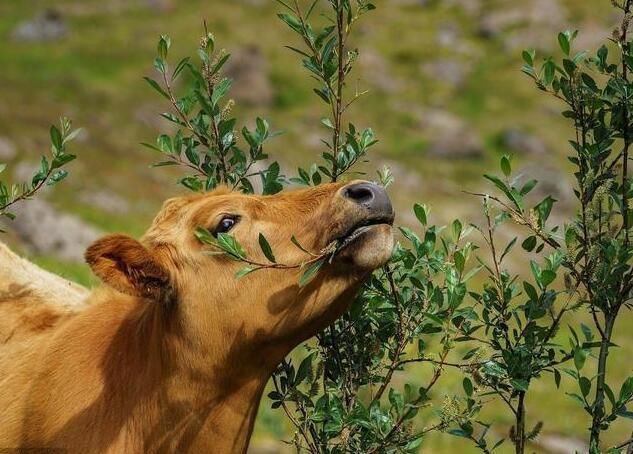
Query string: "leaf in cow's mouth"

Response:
xmin=195 ymin=227 xmax=247 ymax=260
xmin=299 ymin=258 xmax=326 ymax=288
xmin=258 ymin=233 xmax=276 ymax=263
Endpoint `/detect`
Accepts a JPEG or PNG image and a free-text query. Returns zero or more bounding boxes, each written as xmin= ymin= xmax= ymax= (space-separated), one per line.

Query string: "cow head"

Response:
xmin=85 ymin=181 xmax=394 ymax=364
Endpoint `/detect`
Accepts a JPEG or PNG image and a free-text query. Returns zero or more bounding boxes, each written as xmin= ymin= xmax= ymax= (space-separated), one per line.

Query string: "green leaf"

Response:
xmin=452 ymin=219 xmax=463 ymax=241
xmin=463 ymin=377 xmax=473 ymax=396
xmin=520 ymin=179 xmax=538 ymax=196
xmin=235 ymin=266 xmax=258 ymax=278
xmin=299 ymin=259 xmax=325 ymax=287
xmin=501 ymin=155 xmax=512 ymax=177
xmin=313 ymin=88 xmax=331 ymax=104
xmin=50 ymin=125 xmax=62 ymax=151
xmin=540 ymin=270 xmax=556 ymax=287
xmin=151 ymin=160 xmax=179 ymax=167
xmin=619 ymin=377 xmax=633 ymax=405
xmin=414 ymin=203 xmax=428 ymax=225
xmin=194 ymin=227 xmax=216 ymax=245
xmin=534 ymin=196 xmax=556 ymax=226
xmin=216 ymin=233 xmax=247 ymax=260
xmin=481 ymin=361 xmax=506 ymax=378
xmin=158 ymin=35 xmax=170 ymax=60
xmin=511 ymin=379 xmax=529 ymax=391
xmin=579 ymin=376 xmax=591 ymax=397
xmin=295 ymin=352 xmax=315 ymax=384
xmin=483 ymin=174 xmax=523 ymax=210
xmin=211 ymin=53 xmax=230 ymax=76
xmin=51 ymin=153 xmax=76 ymax=169
xmin=574 ymin=348 xmax=587 ymax=371
xmin=172 ymin=56 xmax=191 ymax=81
xmin=143 ymin=76 xmax=170 ymax=100
xmin=321 ymin=118 xmax=335 ymax=129
xmin=558 ymin=31 xmax=570 ymax=56
xmin=211 ymin=78 xmax=233 ymax=106
xmin=46 ymin=169 xmax=68 ymax=186
xmin=291 ymin=235 xmax=311 ymax=254
xmin=277 ymin=13 xmax=303 ymax=33
xmin=389 ymin=388 xmax=404 ymax=412
xmin=0 ymin=163 xmax=6 ymax=175
xmin=258 ymin=233 xmax=276 ymax=263
xmin=542 ymin=60 xmax=556 ymax=86
xmin=454 ymin=251 xmax=465 ymax=273
xmin=522 ymin=235 xmax=537 ymax=252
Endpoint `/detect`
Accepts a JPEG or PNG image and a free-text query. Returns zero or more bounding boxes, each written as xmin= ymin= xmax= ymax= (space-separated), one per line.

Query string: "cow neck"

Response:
xmin=120 ymin=293 xmax=274 ymax=451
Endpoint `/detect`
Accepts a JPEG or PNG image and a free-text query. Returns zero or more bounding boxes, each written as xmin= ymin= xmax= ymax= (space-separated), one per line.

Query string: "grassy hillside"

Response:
xmin=1 ymin=0 xmax=631 ymax=452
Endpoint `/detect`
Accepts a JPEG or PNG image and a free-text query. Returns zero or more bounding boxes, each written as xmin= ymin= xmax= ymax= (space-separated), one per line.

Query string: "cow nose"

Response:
xmin=342 ymin=182 xmax=394 ymax=219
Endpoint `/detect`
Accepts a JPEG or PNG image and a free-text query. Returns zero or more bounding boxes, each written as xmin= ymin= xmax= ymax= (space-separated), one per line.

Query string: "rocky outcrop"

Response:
xmin=225 ymin=46 xmax=273 ymax=106
xmin=500 ymin=129 xmax=548 ymax=156
xmin=421 ymin=110 xmax=484 ymax=159
xmin=11 ymin=9 xmax=68 ymax=43
xmin=420 ymin=59 xmax=471 ymax=89
xmin=8 ymin=200 xmax=102 ymax=263
xmin=79 ymin=190 xmax=130 ymax=214
xmin=360 ymin=48 xmax=403 ymax=93
xmin=478 ymin=0 xmax=567 ymax=50
xmin=0 ymin=138 xmax=16 ymax=161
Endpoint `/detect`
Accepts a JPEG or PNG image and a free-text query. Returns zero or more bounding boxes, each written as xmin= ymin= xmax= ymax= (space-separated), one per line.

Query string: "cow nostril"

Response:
xmin=342 ymin=181 xmax=394 ymax=219
xmin=344 ymin=184 xmax=375 ymax=205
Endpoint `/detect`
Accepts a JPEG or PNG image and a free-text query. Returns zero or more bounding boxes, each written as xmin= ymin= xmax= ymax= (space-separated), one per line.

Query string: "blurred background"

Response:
xmin=0 ymin=0 xmax=629 ymax=452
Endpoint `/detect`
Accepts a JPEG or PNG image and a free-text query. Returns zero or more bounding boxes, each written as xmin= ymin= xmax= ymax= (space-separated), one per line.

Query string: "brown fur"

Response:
xmin=0 ymin=182 xmax=394 ymax=453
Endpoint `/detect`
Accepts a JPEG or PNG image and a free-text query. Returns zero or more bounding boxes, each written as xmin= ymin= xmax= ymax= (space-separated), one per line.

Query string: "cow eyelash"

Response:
xmin=211 ymin=215 xmax=240 ymax=237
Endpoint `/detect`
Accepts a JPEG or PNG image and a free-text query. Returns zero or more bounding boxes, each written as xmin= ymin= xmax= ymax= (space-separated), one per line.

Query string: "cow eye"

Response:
xmin=213 ymin=216 xmax=239 ymax=236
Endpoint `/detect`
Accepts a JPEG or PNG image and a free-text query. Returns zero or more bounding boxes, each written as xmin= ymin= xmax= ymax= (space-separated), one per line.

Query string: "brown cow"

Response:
xmin=0 ymin=180 xmax=394 ymax=453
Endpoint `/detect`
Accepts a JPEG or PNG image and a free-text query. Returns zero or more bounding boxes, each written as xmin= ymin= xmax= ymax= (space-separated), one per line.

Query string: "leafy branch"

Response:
xmin=0 ymin=117 xmax=79 ymax=230
xmin=143 ymin=33 xmax=284 ymax=194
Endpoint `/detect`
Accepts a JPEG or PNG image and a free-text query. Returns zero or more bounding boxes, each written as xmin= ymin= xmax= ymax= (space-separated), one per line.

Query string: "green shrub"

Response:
xmin=0 ymin=117 xmax=79 ymax=229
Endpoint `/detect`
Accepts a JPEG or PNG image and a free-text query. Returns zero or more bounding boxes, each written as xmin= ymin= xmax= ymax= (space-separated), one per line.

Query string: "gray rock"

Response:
xmin=478 ymin=0 xmax=566 ymax=50
xmin=574 ymin=22 xmax=611 ymax=50
xmin=501 ymin=129 xmax=548 ymax=156
xmin=135 ymin=103 xmax=174 ymax=132
xmin=11 ymin=9 xmax=68 ymax=43
xmin=479 ymin=9 xmax=524 ymax=39
xmin=420 ymin=59 xmax=470 ymax=89
xmin=421 ymin=110 xmax=484 ymax=159
xmin=389 ymin=0 xmax=431 ymax=6
xmin=79 ymin=190 xmax=130 ymax=214
xmin=446 ymin=0 xmax=481 ymax=16
xmin=0 ymin=137 xmax=17 ymax=161
xmin=303 ymin=132 xmax=326 ymax=151
xmin=247 ymin=440 xmax=283 ymax=454
xmin=225 ymin=46 xmax=273 ymax=107
xmin=436 ymin=23 xmax=460 ymax=48
xmin=236 ymin=0 xmax=267 ymax=6
xmin=517 ymin=165 xmax=574 ymax=207
xmin=144 ymin=0 xmax=173 ymax=11
xmin=360 ymin=49 xmax=403 ymax=93
xmin=378 ymin=160 xmax=421 ymax=192
xmin=8 ymin=199 xmax=102 ymax=263
xmin=533 ymin=434 xmax=589 ymax=454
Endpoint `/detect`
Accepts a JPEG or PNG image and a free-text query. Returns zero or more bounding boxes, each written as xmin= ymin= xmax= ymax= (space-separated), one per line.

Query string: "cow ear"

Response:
xmin=85 ymin=234 xmax=171 ymax=301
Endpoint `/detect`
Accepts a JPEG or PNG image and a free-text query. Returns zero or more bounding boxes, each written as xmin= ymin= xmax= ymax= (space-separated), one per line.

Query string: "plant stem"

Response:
xmin=331 ymin=0 xmax=346 ymax=181
xmin=622 ymin=0 xmax=631 ymax=247
xmin=515 ymin=391 xmax=526 ymax=454
xmin=590 ymin=313 xmax=616 ymax=448
xmin=0 ymin=166 xmax=55 ymax=215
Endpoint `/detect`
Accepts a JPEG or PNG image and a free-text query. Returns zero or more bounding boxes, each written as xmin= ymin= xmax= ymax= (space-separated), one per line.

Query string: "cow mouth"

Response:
xmin=335 ymin=215 xmax=395 ymax=250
